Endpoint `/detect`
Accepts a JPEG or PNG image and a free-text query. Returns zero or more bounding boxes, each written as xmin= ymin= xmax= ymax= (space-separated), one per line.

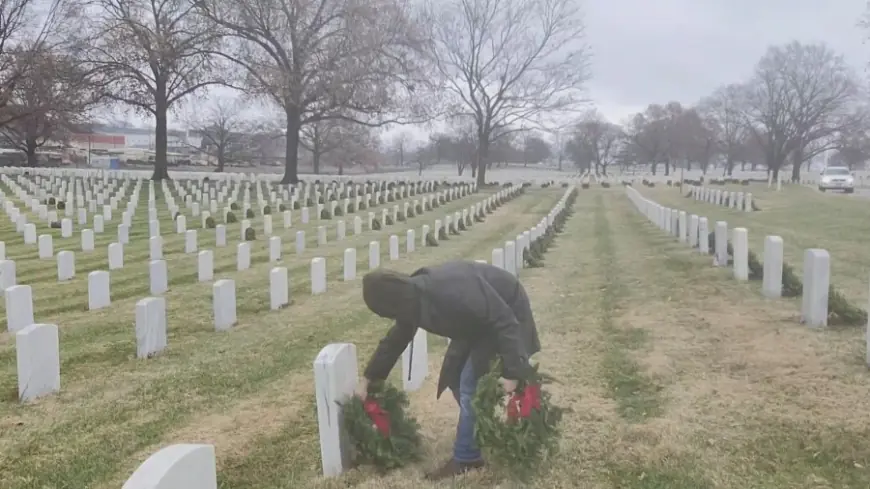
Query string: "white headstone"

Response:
xmin=732 ymin=228 xmax=749 ymax=280
xmin=296 ymin=231 xmax=306 ymax=254
xmin=37 ymin=234 xmax=53 ymax=259
xmin=401 ymin=329 xmax=428 ymax=392
xmin=16 ymin=323 xmax=60 ymax=402
xmin=185 ymin=230 xmax=197 ymax=254
xmin=504 ymin=241 xmax=517 ymax=276
xmin=213 ymin=279 xmax=237 ymax=331
xmin=135 ymin=297 xmax=167 ymax=359
xmin=237 ymin=242 xmax=251 ymax=270
xmin=343 ymin=248 xmax=356 ymax=281
xmin=313 ymin=343 xmax=358 ymax=477
xmin=714 ymin=221 xmax=728 ymax=267
xmin=265 ymin=236 xmax=280 ymax=262
xmin=801 ymin=249 xmax=830 ymax=328
xmin=198 ymin=250 xmax=213 ymax=282
xmin=121 ymin=444 xmax=217 ymax=489
xmin=150 ymin=260 xmax=168 ymax=295
xmin=762 ymin=236 xmax=783 ymax=298
xmin=108 ymin=242 xmax=124 ymax=269
xmin=0 ymin=259 xmax=16 ymax=291
xmin=311 ymin=257 xmax=326 ymax=294
xmin=270 ymin=267 xmax=289 ymax=310
xmin=406 ymin=229 xmax=415 ymax=253
xmin=57 ymin=250 xmax=75 ymax=281
xmin=81 ymin=229 xmax=95 ymax=251
xmin=369 ymin=241 xmax=380 ymax=269
xmin=61 ymin=218 xmax=72 ymax=238
xmin=491 ymin=248 xmax=505 ymax=269
xmin=5 ymin=285 xmax=34 ymax=333
xmin=389 ymin=235 xmax=399 ymax=260
xmin=698 ymin=217 xmax=709 ymax=254
xmin=215 ymin=225 xmax=226 ymax=247
xmin=88 ymin=271 xmax=111 ymax=310
xmin=176 ymin=215 xmax=187 ymax=233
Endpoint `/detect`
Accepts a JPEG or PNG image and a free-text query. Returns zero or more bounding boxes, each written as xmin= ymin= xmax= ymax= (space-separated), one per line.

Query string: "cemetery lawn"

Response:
xmin=0 ymin=185 xmax=565 ymax=489
xmin=5 ymin=186 xmax=870 ymax=488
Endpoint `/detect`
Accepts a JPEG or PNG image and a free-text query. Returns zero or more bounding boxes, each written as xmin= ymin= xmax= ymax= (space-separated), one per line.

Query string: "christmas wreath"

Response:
xmin=340 ymin=380 xmax=423 ymax=471
xmin=472 ymin=359 xmax=565 ymax=477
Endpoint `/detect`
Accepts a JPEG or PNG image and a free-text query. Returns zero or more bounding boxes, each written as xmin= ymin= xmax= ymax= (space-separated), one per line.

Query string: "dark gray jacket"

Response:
xmin=363 ymin=261 xmax=540 ymax=398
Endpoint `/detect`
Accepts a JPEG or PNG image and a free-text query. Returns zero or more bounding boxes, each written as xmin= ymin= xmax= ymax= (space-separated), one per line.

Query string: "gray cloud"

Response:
xmin=586 ymin=0 xmax=868 ymax=122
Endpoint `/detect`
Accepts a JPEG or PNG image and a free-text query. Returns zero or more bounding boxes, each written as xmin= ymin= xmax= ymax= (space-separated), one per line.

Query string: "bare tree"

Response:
xmin=668 ymin=106 xmax=716 ymax=175
xmin=86 ymin=0 xmax=227 ymax=180
xmin=523 ymin=135 xmax=551 ymax=166
xmin=185 ymin=98 xmax=252 ymax=172
xmin=623 ymin=105 xmax=670 ymax=175
xmin=1 ymin=47 xmax=98 ymax=166
xmin=698 ymin=84 xmax=746 ymax=175
xmin=738 ymin=42 xmax=858 ymax=181
xmin=194 ymin=0 xmax=426 ymax=184
xmin=389 ymin=130 xmax=412 ymax=167
xmin=0 ymin=0 xmax=75 ymax=128
xmin=424 ymin=0 xmax=589 ymax=186
xmin=301 ymin=118 xmax=373 ymax=174
xmin=567 ymin=110 xmax=621 ymax=175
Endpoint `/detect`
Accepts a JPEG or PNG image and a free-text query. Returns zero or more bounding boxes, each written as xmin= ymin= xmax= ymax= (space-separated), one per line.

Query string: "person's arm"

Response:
xmin=475 ymin=276 xmax=528 ymax=380
xmin=363 ymin=321 xmax=416 ymax=382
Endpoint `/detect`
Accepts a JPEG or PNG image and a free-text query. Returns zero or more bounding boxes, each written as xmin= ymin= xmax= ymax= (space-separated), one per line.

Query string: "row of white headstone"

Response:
xmin=107 ymin=184 xmax=574 ymax=489
xmin=689 ymin=185 xmax=753 ymax=212
xmin=626 ymin=186 xmax=842 ymax=330
xmin=0 ymin=178 xmax=474 ymax=315
xmin=9 ymin=186 xmax=523 ymax=405
xmin=0 ymin=183 xmax=471 ymax=291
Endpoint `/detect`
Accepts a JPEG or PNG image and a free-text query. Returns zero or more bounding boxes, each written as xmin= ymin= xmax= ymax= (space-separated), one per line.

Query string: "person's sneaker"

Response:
xmin=424 ymin=459 xmax=485 ymax=480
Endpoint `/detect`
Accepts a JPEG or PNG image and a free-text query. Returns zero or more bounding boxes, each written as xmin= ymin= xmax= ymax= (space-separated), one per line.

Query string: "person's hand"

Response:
xmin=354 ymin=378 xmax=369 ymax=398
xmin=499 ymin=378 xmax=518 ymax=394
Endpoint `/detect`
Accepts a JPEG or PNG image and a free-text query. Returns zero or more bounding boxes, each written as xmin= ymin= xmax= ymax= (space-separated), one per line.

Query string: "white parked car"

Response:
xmin=818 ymin=167 xmax=855 ymax=193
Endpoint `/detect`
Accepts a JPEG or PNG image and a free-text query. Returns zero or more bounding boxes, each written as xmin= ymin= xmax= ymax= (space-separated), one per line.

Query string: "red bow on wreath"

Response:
xmin=363 ymin=398 xmax=391 ymax=436
xmin=506 ymin=384 xmax=542 ymax=420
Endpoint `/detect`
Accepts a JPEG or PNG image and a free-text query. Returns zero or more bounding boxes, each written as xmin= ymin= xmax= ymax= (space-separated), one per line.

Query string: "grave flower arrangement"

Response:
xmin=341 ymin=380 xmax=423 ymax=471
xmin=472 ymin=359 xmax=565 ymax=479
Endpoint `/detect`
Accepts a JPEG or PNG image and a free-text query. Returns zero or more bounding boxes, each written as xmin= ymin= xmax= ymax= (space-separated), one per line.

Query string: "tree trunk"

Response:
xmin=25 ymin=138 xmax=37 ymax=167
xmin=312 ymin=150 xmax=321 ymax=174
xmin=338 ymin=161 xmax=344 ymax=176
xmin=476 ymin=136 xmax=490 ymax=186
xmin=791 ymin=150 xmax=803 ymax=182
xmin=664 ymin=161 xmax=670 ymax=176
xmin=280 ymin=107 xmax=302 ymax=184
xmin=216 ymin=148 xmax=225 ymax=172
xmin=151 ymin=92 xmax=171 ymax=181
xmin=457 ymin=161 xmax=465 ymax=176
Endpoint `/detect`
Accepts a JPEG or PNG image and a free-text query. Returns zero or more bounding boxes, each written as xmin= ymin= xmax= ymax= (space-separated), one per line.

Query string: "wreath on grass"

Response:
xmin=340 ymin=381 xmax=423 ymax=472
xmin=472 ymin=359 xmax=565 ymax=478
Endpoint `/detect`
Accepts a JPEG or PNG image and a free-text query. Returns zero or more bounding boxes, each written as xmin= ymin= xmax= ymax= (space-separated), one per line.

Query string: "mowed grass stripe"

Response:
xmin=0 ymin=189 xmax=562 ymax=489
xmin=591 ymin=192 xmax=665 ymax=423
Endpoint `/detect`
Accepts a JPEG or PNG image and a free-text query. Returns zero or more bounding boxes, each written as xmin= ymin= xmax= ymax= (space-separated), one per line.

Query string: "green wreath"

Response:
xmin=472 ymin=359 xmax=565 ymax=478
xmin=340 ymin=381 xmax=423 ymax=472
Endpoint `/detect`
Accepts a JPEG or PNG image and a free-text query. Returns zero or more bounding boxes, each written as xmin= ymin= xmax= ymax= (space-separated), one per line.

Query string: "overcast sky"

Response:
xmin=587 ymin=0 xmax=868 ymax=123
xmin=124 ymin=0 xmax=870 ymax=145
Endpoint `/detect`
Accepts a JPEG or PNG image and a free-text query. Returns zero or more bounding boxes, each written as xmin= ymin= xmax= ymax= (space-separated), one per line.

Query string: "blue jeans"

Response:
xmin=452 ymin=358 xmax=483 ymax=463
